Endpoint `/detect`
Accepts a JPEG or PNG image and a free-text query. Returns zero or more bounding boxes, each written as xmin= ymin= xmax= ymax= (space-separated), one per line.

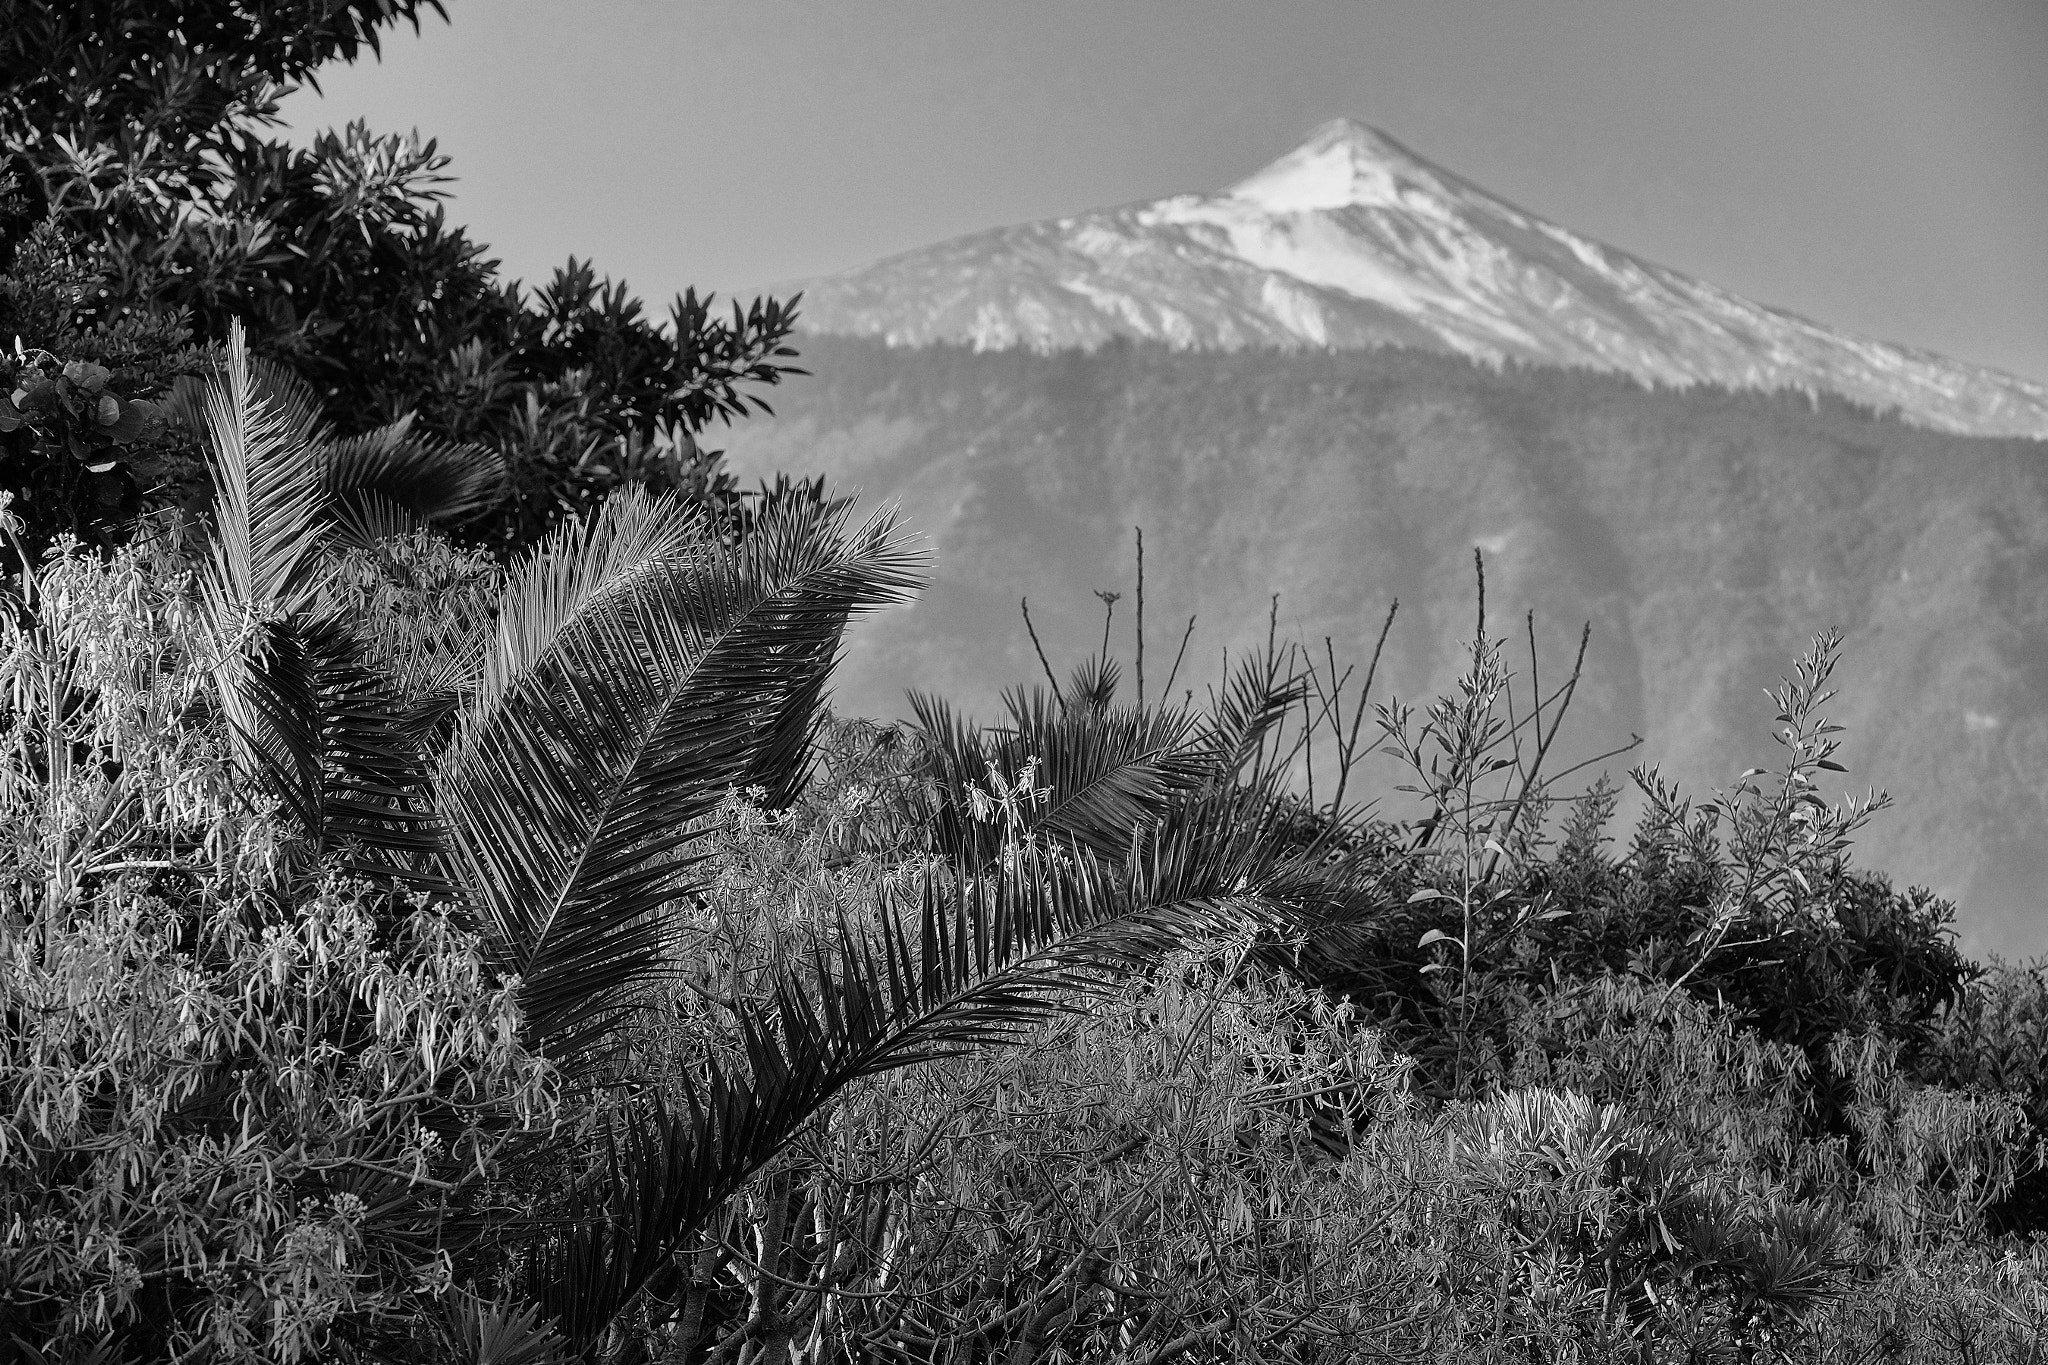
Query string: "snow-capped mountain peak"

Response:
xmin=1226 ymin=118 xmax=1450 ymax=213
xmin=787 ymin=120 xmax=2048 ymax=440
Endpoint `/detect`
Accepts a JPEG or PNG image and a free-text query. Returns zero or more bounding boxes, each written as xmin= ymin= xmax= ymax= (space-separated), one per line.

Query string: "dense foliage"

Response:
xmin=591 ymin=612 xmax=2048 ymax=1363
xmin=8 ymin=347 xmax=2048 ymax=1362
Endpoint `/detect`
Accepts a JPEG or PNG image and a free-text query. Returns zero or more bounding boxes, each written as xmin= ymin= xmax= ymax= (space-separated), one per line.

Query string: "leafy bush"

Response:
xmin=1923 ymin=957 xmax=2048 ymax=1235
xmin=0 ymin=532 xmax=556 ymax=1359
xmin=0 ymin=218 xmax=206 ymax=555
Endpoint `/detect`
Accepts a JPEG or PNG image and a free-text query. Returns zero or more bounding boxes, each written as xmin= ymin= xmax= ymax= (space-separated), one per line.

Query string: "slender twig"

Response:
xmin=1473 ymin=547 xmax=1486 ymax=645
xmin=1019 ymin=597 xmax=1061 ymax=700
xmin=83 ymin=858 xmax=198 ymax=878
xmin=1521 ymin=610 xmax=1541 ymax=783
xmin=1161 ymin=614 xmax=1197 ymax=701
xmin=1301 ymin=642 xmax=1319 ymax=809
xmin=1330 ymin=600 xmax=1397 ymax=813
xmin=1134 ymin=527 xmax=1145 ymax=706
xmin=1538 ymin=734 xmax=1644 ymax=788
xmin=1094 ymin=590 xmax=1119 ymax=672
xmin=1484 ymin=620 xmax=1593 ymax=880
xmin=1129 ymin=1283 xmax=1294 ymax=1365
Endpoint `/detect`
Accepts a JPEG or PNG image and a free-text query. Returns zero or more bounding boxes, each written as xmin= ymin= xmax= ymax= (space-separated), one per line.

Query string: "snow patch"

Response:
xmin=1070 ymin=223 xmax=1132 ymax=260
xmin=969 ymin=302 xmax=1024 ymax=351
xmin=1233 ymin=142 xmax=1410 ymax=213
xmin=1157 ymin=198 xmax=1442 ymax=316
xmin=1258 ymin=276 xmax=1330 ymax=345
xmin=1062 ymin=277 xmax=1167 ymax=339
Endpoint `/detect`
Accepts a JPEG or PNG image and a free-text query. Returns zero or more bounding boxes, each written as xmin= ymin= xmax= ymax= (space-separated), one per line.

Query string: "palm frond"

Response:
xmin=195 ymin=323 xmax=438 ymax=874
xmin=247 ymin=353 xmax=334 ymax=449
xmin=514 ymin=777 xmax=1361 ymax=1353
xmin=436 ymin=495 xmax=925 ymax=1062
xmin=229 ymin=616 xmax=437 ymax=871
xmin=433 ymin=1290 xmax=573 ymax=1365
xmin=173 ymin=352 xmax=504 ymax=548
xmin=1010 ymin=688 xmax=1208 ymax=856
xmin=166 ymin=352 xmax=330 ymax=452
xmin=517 ymin=791 xmax=1346 ymax=1352
xmin=198 ymin=322 xmax=327 ymax=623
xmin=323 ymin=414 xmax=507 ymax=544
xmin=1067 ymin=653 xmax=1120 ymax=710
xmin=453 ymin=485 xmax=706 ymax=750
xmin=198 ymin=322 xmax=330 ymax=823
xmin=327 ymin=489 xmax=427 ymax=550
xmin=297 ymin=613 xmax=445 ymax=873
xmin=902 ymin=689 xmax=992 ymax=860
xmin=908 ymin=686 xmax=1210 ymax=868
xmin=1200 ymin=643 xmax=1308 ymax=784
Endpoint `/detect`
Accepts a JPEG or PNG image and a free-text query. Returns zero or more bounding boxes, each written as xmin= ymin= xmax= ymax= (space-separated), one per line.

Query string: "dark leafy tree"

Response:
xmin=1 ymin=1 xmax=805 ymax=557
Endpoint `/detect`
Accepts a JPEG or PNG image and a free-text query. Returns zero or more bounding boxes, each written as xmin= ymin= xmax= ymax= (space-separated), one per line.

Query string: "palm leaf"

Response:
xmin=166 ymin=352 xmax=330 ymax=455
xmin=173 ymin=352 xmax=504 ymax=547
xmin=454 ymin=484 xmax=706 ymax=743
xmin=197 ymin=322 xmax=327 ymax=626
xmin=1006 ymin=687 xmax=1209 ymax=856
xmin=223 ymin=613 xmax=441 ymax=874
xmin=516 ymin=789 xmax=1348 ymax=1353
xmin=327 ymin=489 xmax=428 ymax=549
xmin=907 ymin=686 xmax=1209 ymax=868
xmin=323 ymin=413 xmax=508 ymax=544
xmin=1200 ymin=643 xmax=1308 ymax=784
xmin=435 ymin=493 xmax=925 ymax=1062
xmin=195 ymin=323 xmax=438 ymax=873
xmin=433 ymin=1291 xmax=573 ymax=1365
xmin=1066 ymin=653 xmax=1121 ymax=710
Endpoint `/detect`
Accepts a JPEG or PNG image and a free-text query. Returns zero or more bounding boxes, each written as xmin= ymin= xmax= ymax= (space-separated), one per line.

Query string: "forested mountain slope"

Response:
xmin=724 ymin=336 xmax=2048 ymax=956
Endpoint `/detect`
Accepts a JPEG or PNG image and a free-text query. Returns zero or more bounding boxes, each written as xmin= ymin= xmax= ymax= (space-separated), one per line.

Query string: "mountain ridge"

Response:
xmin=785 ymin=119 xmax=2048 ymax=440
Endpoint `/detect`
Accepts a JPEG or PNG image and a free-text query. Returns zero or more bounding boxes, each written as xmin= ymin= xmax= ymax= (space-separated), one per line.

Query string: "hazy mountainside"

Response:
xmin=723 ymin=336 xmax=2048 ymax=958
xmin=791 ymin=119 xmax=2048 ymax=441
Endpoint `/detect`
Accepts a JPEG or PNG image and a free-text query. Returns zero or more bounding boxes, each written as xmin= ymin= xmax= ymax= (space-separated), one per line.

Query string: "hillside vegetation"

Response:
xmin=724 ymin=335 xmax=2048 ymax=956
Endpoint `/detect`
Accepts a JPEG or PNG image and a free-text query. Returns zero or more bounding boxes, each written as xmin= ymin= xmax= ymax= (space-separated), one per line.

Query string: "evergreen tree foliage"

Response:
xmin=1 ymin=0 xmax=804 ymax=557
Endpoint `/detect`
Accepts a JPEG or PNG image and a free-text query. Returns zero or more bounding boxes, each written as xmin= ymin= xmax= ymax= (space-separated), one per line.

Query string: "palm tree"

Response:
xmin=190 ymin=322 xmax=1359 ymax=1361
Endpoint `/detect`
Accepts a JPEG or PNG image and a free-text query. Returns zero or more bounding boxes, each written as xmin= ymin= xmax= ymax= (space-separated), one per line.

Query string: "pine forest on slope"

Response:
xmin=723 ymin=337 xmax=2048 ymax=958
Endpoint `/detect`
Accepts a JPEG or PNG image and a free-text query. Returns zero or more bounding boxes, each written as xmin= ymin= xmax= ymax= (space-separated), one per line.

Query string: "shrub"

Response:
xmin=1922 ymin=958 xmax=2048 ymax=1235
xmin=0 ymin=534 xmax=558 ymax=1360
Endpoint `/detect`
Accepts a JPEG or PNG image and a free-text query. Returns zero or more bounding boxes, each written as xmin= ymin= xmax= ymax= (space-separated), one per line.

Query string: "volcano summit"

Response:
xmin=792 ymin=119 xmax=2048 ymax=440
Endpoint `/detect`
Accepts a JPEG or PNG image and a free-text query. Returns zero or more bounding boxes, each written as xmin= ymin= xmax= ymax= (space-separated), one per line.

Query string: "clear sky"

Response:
xmin=280 ymin=0 xmax=2048 ymax=384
